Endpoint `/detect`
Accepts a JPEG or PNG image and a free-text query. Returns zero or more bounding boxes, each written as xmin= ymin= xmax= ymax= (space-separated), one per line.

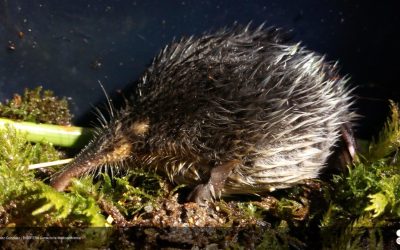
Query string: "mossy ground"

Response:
xmin=0 ymin=88 xmax=399 ymax=249
xmin=0 ymin=87 xmax=72 ymax=126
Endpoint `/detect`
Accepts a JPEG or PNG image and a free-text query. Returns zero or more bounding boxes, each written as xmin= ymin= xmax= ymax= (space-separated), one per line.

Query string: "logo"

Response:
xmin=396 ymin=229 xmax=400 ymax=245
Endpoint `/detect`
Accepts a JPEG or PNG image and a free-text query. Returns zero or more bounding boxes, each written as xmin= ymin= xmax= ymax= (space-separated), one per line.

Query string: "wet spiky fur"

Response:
xmin=51 ymin=25 xmax=355 ymax=197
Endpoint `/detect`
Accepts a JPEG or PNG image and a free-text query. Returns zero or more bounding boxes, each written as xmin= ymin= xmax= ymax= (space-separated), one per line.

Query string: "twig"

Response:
xmin=28 ymin=158 xmax=73 ymax=170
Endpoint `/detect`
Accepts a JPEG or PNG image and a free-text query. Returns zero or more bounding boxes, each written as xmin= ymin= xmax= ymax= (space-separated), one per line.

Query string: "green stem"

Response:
xmin=0 ymin=118 xmax=93 ymax=148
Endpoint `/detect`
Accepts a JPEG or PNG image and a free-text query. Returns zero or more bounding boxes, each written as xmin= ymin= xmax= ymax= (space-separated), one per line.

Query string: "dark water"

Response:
xmin=0 ymin=0 xmax=399 ymax=138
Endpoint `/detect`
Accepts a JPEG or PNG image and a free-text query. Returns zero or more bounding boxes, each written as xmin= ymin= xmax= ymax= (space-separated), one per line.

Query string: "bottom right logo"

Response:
xmin=396 ymin=229 xmax=400 ymax=245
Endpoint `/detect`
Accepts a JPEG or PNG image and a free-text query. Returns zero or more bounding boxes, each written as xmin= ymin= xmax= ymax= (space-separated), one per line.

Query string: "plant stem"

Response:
xmin=0 ymin=118 xmax=93 ymax=147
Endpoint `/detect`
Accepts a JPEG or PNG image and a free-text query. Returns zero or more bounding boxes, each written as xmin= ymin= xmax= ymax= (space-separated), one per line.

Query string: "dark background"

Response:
xmin=1 ymin=0 xmax=399 ymax=138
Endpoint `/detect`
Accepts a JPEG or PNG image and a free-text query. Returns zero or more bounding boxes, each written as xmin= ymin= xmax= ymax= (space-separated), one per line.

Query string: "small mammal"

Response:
xmin=51 ymin=25 xmax=355 ymax=204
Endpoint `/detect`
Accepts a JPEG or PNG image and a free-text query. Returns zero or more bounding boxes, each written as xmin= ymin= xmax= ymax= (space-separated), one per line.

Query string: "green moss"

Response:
xmin=0 ymin=126 xmax=106 ymax=227
xmin=319 ymin=101 xmax=400 ymax=249
xmin=0 ymin=87 xmax=108 ymax=249
xmin=0 ymin=86 xmax=72 ymax=125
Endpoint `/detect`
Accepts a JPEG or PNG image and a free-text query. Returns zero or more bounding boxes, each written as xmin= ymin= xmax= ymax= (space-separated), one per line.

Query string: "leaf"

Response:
xmin=368 ymin=100 xmax=400 ymax=161
xmin=364 ymin=193 xmax=388 ymax=218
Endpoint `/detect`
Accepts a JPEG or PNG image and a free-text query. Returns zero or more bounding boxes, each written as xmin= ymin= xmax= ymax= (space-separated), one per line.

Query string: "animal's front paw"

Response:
xmin=187 ymin=183 xmax=218 ymax=205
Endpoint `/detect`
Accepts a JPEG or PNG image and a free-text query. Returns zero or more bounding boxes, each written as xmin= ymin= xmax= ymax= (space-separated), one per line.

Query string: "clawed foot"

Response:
xmin=187 ymin=183 xmax=219 ymax=205
xmin=186 ymin=160 xmax=240 ymax=205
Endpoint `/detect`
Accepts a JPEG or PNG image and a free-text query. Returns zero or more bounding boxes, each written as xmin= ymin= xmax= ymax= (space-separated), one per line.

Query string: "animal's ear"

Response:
xmin=130 ymin=118 xmax=150 ymax=136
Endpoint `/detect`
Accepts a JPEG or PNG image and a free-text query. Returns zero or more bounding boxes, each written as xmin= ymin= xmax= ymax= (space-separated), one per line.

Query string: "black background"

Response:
xmin=1 ymin=0 xmax=399 ymax=138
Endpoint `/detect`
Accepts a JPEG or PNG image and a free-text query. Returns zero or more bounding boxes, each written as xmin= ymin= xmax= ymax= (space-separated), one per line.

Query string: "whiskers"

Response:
xmin=85 ymin=158 xmax=130 ymax=183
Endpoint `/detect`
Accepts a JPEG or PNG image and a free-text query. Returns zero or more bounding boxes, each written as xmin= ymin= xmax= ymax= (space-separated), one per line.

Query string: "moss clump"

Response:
xmin=319 ymin=101 xmax=400 ymax=249
xmin=0 ymin=126 xmax=109 ymax=249
xmin=0 ymin=86 xmax=72 ymax=125
xmin=0 ymin=126 xmax=106 ymax=227
xmin=0 ymin=87 xmax=108 ymax=248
